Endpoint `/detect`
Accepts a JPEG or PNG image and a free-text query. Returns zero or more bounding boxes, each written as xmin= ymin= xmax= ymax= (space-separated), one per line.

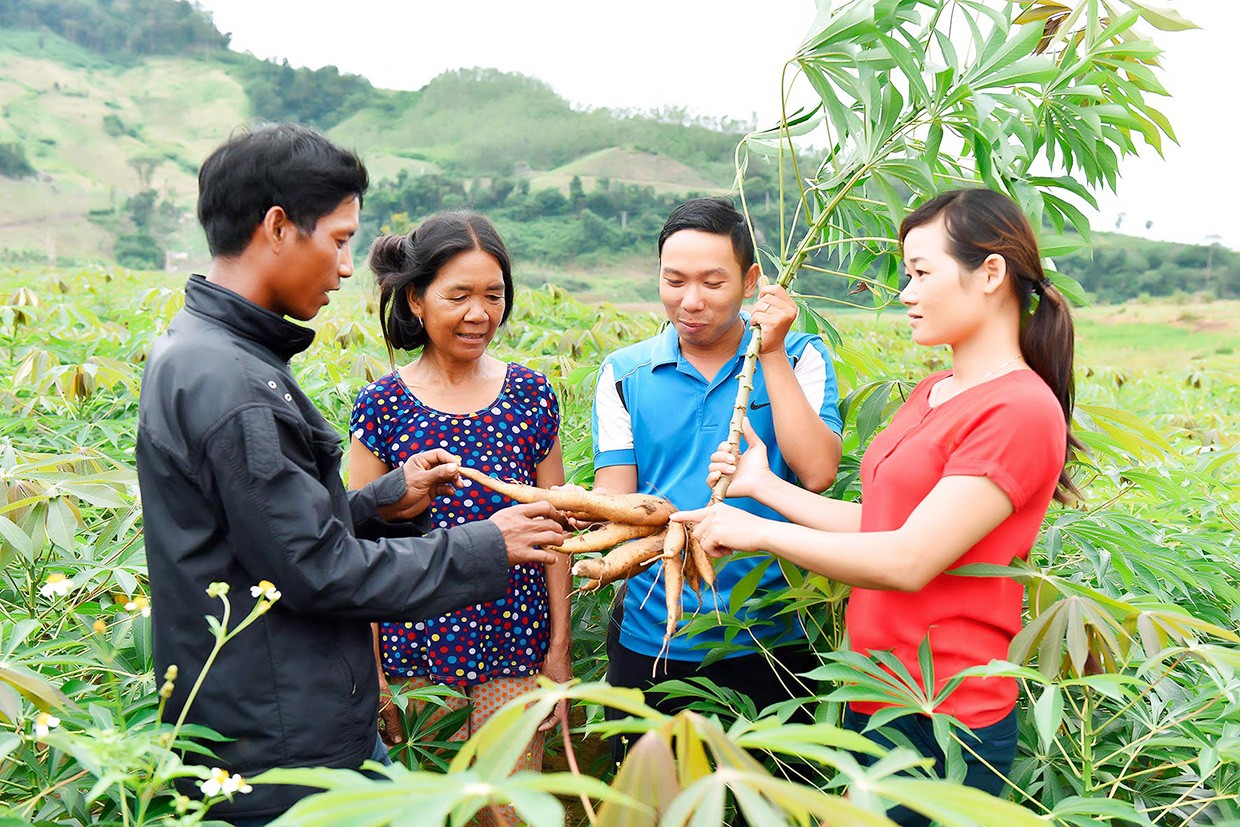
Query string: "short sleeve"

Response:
xmin=350 ymin=380 xmax=390 ymax=464
xmin=792 ymin=336 xmax=844 ymax=435
xmin=531 ymin=371 xmax=560 ymax=466
xmin=941 ymin=394 xmax=1065 ymax=510
xmin=592 ymin=359 xmax=635 ymax=469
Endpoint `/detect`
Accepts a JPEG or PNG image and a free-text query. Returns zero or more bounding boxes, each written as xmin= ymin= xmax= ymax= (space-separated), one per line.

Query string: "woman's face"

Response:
xmin=409 ymin=248 xmax=507 ymax=361
xmin=899 ymin=217 xmax=988 ymax=348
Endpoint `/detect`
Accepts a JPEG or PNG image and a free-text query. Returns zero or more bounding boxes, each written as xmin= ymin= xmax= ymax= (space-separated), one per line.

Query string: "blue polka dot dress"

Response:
xmin=350 ymin=363 xmax=560 ymax=686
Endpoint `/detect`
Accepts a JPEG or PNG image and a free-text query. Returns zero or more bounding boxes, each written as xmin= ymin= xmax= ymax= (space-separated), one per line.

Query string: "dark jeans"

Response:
xmin=225 ymin=734 xmax=392 ymax=827
xmin=842 ymin=705 xmax=1018 ymax=827
xmin=603 ymin=603 xmax=817 ymax=767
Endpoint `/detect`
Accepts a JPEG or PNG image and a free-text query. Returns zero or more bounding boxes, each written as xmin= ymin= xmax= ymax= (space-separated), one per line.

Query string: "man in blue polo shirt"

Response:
xmin=591 ymin=196 xmax=843 ymax=759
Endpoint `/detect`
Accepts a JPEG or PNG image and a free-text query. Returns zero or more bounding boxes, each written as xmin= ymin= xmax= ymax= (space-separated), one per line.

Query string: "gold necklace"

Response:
xmin=931 ymin=356 xmax=1024 ymax=406
xmin=977 ymin=355 xmax=1024 ymax=383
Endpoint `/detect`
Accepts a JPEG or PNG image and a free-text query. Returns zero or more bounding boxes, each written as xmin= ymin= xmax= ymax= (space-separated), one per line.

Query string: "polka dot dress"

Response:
xmin=350 ymin=363 xmax=560 ymax=687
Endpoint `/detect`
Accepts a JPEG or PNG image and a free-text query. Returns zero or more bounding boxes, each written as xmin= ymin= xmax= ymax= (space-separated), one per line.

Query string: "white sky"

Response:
xmin=196 ymin=0 xmax=1238 ymax=250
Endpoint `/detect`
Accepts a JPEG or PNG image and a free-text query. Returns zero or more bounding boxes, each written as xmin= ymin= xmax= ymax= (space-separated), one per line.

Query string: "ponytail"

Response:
xmin=1019 ymin=279 xmax=1083 ymax=504
xmin=901 ymin=189 xmax=1081 ymax=503
xmin=369 ymin=231 xmax=427 ymax=356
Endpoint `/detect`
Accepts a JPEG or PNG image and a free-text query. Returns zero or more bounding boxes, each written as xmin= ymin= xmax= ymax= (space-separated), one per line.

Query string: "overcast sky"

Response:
xmin=195 ymin=0 xmax=1238 ymax=250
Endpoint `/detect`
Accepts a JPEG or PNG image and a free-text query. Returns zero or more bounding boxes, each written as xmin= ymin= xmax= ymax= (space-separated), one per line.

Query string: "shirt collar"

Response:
xmin=183 ymin=275 xmax=316 ymax=362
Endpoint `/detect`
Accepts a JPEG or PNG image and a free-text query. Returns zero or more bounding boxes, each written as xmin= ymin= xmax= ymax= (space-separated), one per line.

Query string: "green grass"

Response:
xmin=1073 ymin=299 xmax=1240 ymax=370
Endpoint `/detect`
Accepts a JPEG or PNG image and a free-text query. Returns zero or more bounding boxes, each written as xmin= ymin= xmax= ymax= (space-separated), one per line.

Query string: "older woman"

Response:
xmin=349 ymin=211 xmax=570 ymax=827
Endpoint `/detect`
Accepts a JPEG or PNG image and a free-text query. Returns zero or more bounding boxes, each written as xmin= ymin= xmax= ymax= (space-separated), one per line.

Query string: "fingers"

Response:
xmin=512 ymin=500 xmax=564 ymax=520
xmin=422 ymin=461 xmax=462 ymax=482
xmin=378 ymin=696 xmax=404 ymax=745
xmin=412 ymin=448 xmax=461 ymax=469
xmin=530 ymin=524 xmax=568 ymax=548
xmin=514 ymin=547 xmax=559 ymax=566
xmin=671 ymin=508 xmax=708 ymax=523
xmin=752 ymin=284 xmax=790 ymax=310
xmin=537 ymin=699 xmax=569 ymax=733
xmin=741 ymin=417 xmax=766 ymax=450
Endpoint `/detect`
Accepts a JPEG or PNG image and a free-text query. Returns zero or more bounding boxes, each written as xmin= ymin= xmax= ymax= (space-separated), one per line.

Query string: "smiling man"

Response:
xmin=136 ymin=124 xmax=565 ymax=825
xmin=590 ymin=196 xmax=844 ymax=760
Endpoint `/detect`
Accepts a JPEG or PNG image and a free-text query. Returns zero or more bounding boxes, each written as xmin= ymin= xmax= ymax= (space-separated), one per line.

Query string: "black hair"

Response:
xmin=197 ymin=123 xmax=369 ymax=257
xmin=369 ymin=211 xmax=514 ymax=353
xmin=901 ymin=188 xmax=1081 ymax=503
xmin=657 ymin=196 xmax=756 ymax=273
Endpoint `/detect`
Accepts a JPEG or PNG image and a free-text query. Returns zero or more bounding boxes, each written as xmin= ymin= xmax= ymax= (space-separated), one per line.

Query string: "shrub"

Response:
xmin=114 ymin=232 xmax=162 ymax=270
xmin=0 ymin=143 xmax=36 ymax=178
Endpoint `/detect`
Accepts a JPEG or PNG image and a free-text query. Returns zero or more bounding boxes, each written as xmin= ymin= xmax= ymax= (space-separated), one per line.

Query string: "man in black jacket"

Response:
xmin=136 ymin=123 xmax=566 ymax=825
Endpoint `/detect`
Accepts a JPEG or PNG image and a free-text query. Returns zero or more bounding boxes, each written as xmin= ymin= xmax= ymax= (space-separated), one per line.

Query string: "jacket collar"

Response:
xmin=183 ymin=275 xmax=315 ymax=362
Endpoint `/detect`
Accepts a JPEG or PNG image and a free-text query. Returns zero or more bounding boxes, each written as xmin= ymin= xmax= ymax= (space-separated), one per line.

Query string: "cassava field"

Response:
xmin=0 ymin=261 xmax=1237 ymax=825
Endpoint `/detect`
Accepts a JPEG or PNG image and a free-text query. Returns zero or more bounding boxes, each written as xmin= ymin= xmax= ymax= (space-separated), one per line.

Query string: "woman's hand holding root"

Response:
xmin=671 ymin=502 xmax=768 ymax=559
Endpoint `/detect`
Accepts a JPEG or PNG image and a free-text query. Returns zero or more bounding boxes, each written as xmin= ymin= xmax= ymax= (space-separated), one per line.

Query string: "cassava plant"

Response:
xmin=712 ymin=0 xmax=1195 ymax=501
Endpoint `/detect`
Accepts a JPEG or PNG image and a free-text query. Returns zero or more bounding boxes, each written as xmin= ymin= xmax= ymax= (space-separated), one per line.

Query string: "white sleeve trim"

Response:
xmin=594 ymin=361 xmax=634 ymax=455
xmin=792 ymin=345 xmax=828 ymax=414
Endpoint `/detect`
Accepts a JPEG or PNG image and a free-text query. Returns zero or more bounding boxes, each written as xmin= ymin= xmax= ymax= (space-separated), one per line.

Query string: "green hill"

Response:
xmin=0 ymin=6 xmax=743 ymax=267
xmin=0 ymin=0 xmax=1234 ymax=306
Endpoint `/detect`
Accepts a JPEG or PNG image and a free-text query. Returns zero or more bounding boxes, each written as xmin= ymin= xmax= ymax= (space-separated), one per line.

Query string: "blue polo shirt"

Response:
xmin=592 ymin=318 xmax=843 ymax=661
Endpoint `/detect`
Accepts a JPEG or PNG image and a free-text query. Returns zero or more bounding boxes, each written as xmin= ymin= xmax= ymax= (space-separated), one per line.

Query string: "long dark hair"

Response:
xmin=900 ymin=188 xmax=1081 ymax=503
xmin=368 ymin=211 xmax=514 ymax=356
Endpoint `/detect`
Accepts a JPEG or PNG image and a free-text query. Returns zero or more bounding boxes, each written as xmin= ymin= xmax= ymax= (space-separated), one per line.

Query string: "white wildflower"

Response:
xmin=34 ymin=712 xmax=60 ymax=738
xmin=39 ymin=573 xmax=73 ymax=598
xmin=250 ymin=580 xmax=281 ymax=602
xmin=199 ymin=767 xmax=252 ymax=798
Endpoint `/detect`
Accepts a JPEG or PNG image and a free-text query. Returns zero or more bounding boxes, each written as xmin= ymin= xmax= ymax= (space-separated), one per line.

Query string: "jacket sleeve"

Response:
xmin=346 ymin=469 xmax=432 ymax=540
xmin=201 ymin=403 xmax=509 ymax=621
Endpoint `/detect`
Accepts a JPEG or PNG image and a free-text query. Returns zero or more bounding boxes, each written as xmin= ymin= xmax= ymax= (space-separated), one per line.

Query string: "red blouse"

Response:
xmin=847 ymin=369 xmax=1066 ymax=728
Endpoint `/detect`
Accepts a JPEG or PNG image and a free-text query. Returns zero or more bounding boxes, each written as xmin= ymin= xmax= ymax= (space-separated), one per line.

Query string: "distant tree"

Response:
xmin=236 ymin=58 xmax=373 ymax=129
xmin=490 ymin=178 xmax=516 ymax=206
xmin=0 ymin=0 xmax=228 ymax=55
xmin=128 ymin=156 xmax=161 ymax=190
xmin=0 ymin=143 xmax=35 ymax=179
xmin=114 ymin=232 xmax=161 ymax=269
xmin=125 ymin=190 xmax=158 ymax=230
xmin=533 ymin=188 xmax=568 ymax=216
xmin=568 ymin=175 xmax=585 ymax=211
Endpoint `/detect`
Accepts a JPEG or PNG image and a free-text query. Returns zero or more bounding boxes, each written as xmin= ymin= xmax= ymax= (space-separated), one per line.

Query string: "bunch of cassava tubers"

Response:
xmin=459 ymin=467 xmax=716 ymax=646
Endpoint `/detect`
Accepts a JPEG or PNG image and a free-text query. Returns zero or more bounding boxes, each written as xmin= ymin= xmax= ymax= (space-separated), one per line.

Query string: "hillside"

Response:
xmin=0 ymin=16 xmax=742 ymax=266
xmin=0 ymin=29 xmax=248 ymax=261
xmin=0 ymin=1 xmax=1234 ymax=306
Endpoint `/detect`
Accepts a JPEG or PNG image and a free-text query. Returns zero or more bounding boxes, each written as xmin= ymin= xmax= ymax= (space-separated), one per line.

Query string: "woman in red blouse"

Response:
xmin=674 ymin=188 xmax=1079 ymax=820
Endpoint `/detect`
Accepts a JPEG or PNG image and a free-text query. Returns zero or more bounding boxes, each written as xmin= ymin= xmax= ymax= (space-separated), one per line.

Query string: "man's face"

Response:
xmin=270 ymin=195 xmax=360 ymax=321
xmin=658 ymin=229 xmax=757 ymax=351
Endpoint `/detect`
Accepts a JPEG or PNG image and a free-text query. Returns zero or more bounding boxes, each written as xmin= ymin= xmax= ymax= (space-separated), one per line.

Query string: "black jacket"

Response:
xmin=136 ymin=276 xmax=509 ymax=819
